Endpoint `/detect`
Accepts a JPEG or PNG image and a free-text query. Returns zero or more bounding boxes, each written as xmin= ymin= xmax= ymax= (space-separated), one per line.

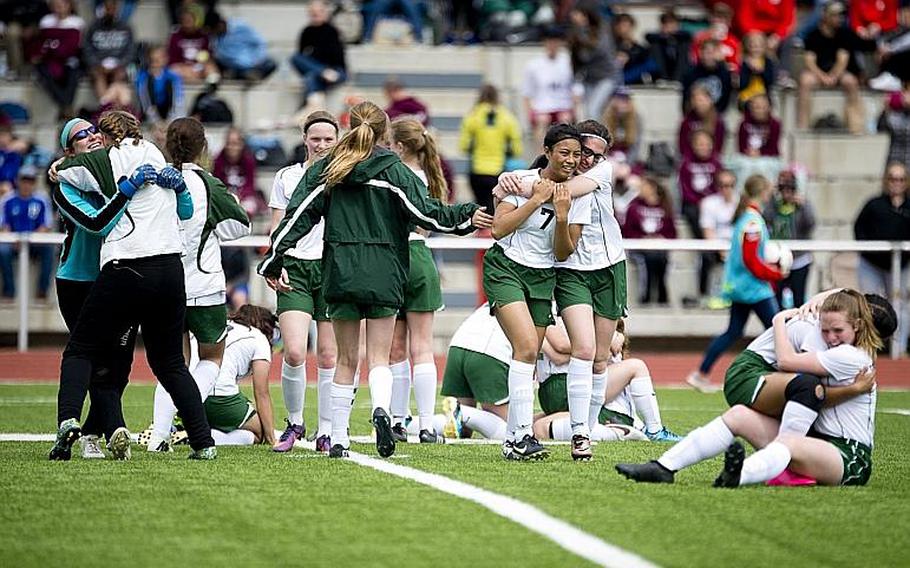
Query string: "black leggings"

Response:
xmin=57 ymin=254 xmax=214 ymax=450
xmin=56 ymin=278 xmax=136 ymax=437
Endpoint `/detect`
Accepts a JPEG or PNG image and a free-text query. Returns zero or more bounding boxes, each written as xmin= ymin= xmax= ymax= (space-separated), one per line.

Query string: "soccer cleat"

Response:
xmin=273 ymin=419 xmax=305 ymax=453
xmin=147 ymin=437 xmax=173 ymax=453
xmin=571 ymin=434 xmax=593 ymax=461
xmin=767 ymin=468 xmax=817 ymax=487
xmin=136 ymin=424 xmax=154 ymax=447
xmin=615 ymin=461 xmax=675 ymax=483
xmin=686 ymin=372 xmax=721 ymax=394
xmin=315 ymin=434 xmax=332 ymax=454
xmin=501 ymin=439 xmax=515 ymax=460
xmin=328 ymin=444 xmax=349 ymax=458
xmin=170 ymin=424 xmax=189 ymax=446
xmin=419 ymin=429 xmax=444 ymax=444
xmin=372 ymin=408 xmax=396 ymax=458
xmin=645 ymin=427 xmax=684 ymax=443
xmin=441 ymin=397 xmax=463 ymax=439
xmin=511 ymin=434 xmax=549 ymax=461
xmin=187 ymin=446 xmax=217 ymax=460
xmin=391 ymin=424 xmax=408 ymax=443
xmin=107 ymin=427 xmax=132 ymax=461
xmin=80 ymin=435 xmax=106 ymax=459
xmin=49 ymin=418 xmax=82 ymax=461
xmin=714 ymin=441 xmax=745 ymax=488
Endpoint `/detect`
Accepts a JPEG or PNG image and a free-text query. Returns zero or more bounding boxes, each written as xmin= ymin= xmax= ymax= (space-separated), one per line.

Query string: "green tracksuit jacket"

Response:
xmin=259 ymin=148 xmax=479 ymax=308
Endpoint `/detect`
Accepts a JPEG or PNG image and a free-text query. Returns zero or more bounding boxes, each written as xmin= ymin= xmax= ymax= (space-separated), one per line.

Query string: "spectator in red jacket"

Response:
xmin=734 ymin=0 xmax=795 ymax=52
xmin=214 ymin=127 xmax=265 ymax=217
xmin=738 ymin=94 xmax=781 ymax=157
xmin=32 ymin=0 xmax=84 ymax=120
xmin=679 ymin=83 xmax=726 ymax=159
xmin=168 ymin=7 xmax=218 ymax=82
xmin=691 ymin=3 xmax=740 ymax=72
xmin=623 ymin=176 xmax=677 ymax=305
xmin=850 ymin=0 xmax=900 ymax=40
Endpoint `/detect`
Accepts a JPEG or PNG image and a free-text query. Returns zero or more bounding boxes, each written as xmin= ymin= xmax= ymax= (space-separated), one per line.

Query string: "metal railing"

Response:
xmin=2 ymin=232 xmax=908 ymax=357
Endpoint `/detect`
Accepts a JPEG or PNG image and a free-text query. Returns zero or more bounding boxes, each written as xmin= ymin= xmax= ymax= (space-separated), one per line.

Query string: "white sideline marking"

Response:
xmin=344 ymin=449 xmax=657 ymax=568
xmin=881 ymin=408 xmax=910 ymax=416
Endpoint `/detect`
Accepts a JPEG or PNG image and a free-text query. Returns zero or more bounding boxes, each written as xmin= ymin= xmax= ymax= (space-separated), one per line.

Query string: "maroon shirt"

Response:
xmin=385 ymin=96 xmax=429 ymax=126
xmin=678 ymin=110 xmax=726 ymax=159
xmin=738 ymin=114 xmax=781 ymax=157
xmin=677 ymin=155 xmax=721 ymax=206
xmin=168 ymin=29 xmax=210 ymax=66
xmin=623 ymin=197 xmax=677 ymax=239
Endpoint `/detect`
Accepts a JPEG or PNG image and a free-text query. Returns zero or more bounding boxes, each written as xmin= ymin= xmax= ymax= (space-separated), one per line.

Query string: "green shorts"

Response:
xmin=537 ymin=373 xmax=568 ymax=415
xmin=277 ymin=257 xmax=329 ymax=321
xmin=401 ymin=240 xmax=444 ymax=314
xmin=554 ymin=262 xmax=628 ymax=320
xmin=598 ymin=406 xmax=634 ymax=426
xmin=724 ymin=350 xmax=776 ymax=407
xmin=328 ymin=302 xmax=399 ymax=321
xmin=186 ymin=304 xmax=228 ymax=344
xmin=809 ymin=432 xmax=873 ymax=486
xmin=482 ymin=245 xmax=555 ymax=328
xmin=204 ymin=393 xmax=256 ymax=433
xmin=441 ymin=346 xmax=509 ymax=404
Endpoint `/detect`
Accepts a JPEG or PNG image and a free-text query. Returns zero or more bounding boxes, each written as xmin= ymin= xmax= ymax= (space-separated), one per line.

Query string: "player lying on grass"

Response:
xmin=616 ymin=290 xmax=896 ymax=487
xmin=532 ymin=317 xmax=682 ymax=444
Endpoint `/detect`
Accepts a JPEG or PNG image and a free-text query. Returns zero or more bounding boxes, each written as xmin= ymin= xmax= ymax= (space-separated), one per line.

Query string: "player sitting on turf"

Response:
xmin=532 ymin=317 xmax=682 ymax=445
xmin=616 ymin=290 xmax=895 ymax=487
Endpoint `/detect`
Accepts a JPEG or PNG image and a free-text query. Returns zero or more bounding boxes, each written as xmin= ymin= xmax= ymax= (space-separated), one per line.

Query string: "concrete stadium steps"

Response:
xmin=791 ymin=134 xmax=890 ymax=178
xmin=804 ymin=175 xmax=884 ymax=224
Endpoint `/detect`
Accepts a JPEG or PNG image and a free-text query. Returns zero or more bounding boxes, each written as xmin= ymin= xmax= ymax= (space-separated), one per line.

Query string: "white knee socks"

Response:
xmin=211 ymin=429 xmax=255 ymax=446
xmin=567 ymin=357 xmax=593 ymax=436
xmin=152 ymin=384 xmax=178 ymax=440
xmin=506 ymin=360 xmax=535 ymax=440
xmin=460 ymin=405 xmax=507 ymax=440
xmin=413 ymin=362 xmax=437 ymax=431
xmin=658 ymin=416 xmax=734 ymax=472
xmin=630 ymin=376 xmax=663 ymax=434
xmin=778 ymin=401 xmax=818 ymax=437
xmin=368 ymin=366 xmax=393 ymax=414
xmin=739 ymin=441 xmax=792 ymax=486
xmin=192 ymin=360 xmax=220 ymax=402
xmin=281 ymin=360 xmax=306 ymax=426
xmin=589 ymin=371 xmax=607 ymax=429
xmin=390 ymin=360 xmax=411 ymax=426
xmin=331 ymin=382 xmax=355 ymax=448
xmin=316 ymin=367 xmax=335 ymax=437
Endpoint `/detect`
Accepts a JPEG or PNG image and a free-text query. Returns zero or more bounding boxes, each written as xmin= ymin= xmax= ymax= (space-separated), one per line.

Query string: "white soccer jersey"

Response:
xmin=211 ymin=323 xmax=272 ymax=397
xmin=268 ymin=163 xmax=325 ymax=260
xmin=496 ymin=170 xmax=592 ymax=269
xmin=558 ymin=160 xmax=626 ymax=270
xmin=449 ymin=305 xmax=512 ymax=365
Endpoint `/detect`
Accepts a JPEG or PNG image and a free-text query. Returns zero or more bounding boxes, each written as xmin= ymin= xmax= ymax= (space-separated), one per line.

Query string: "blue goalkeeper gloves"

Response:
xmin=157 ymin=166 xmax=188 ymax=193
xmin=117 ymin=164 xmax=158 ymax=198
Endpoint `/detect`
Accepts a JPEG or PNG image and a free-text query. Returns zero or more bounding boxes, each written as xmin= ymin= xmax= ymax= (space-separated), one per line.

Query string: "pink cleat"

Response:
xmin=767 ymin=468 xmax=817 ymax=486
xmin=273 ymin=419 xmax=305 ymax=453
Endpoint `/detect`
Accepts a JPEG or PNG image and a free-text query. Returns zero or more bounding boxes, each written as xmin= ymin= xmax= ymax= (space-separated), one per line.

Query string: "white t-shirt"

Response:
xmin=559 ymin=160 xmax=627 ymax=270
xmin=449 ymin=305 xmax=512 ymax=365
xmin=699 ymin=193 xmax=736 ymax=240
xmin=268 ymin=163 xmax=325 ymax=260
xmin=521 ymin=52 xmax=577 ymax=114
xmin=211 ymin=323 xmax=272 ymax=397
xmin=496 ymin=170 xmax=592 ymax=269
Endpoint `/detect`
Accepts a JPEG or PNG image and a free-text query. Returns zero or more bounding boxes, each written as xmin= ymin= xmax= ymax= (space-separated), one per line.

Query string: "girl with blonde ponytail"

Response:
xmin=259 ymin=100 xmax=492 ymax=459
xmin=386 ymin=118 xmax=448 ymax=442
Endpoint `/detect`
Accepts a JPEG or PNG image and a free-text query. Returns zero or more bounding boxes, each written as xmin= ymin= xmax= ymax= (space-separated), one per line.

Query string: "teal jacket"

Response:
xmin=722 ymin=207 xmax=776 ymax=304
xmin=260 ymin=148 xmax=479 ymax=308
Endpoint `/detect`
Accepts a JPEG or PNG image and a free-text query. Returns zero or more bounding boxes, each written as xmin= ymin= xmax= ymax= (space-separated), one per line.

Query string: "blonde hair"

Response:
xmin=322 ymin=101 xmax=388 ymax=188
xmin=390 ymin=118 xmax=447 ymax=201
xmin=821 ymin=290 xmax=883 ymax=357
xmin=603 ymin=99 xmax=637 ymax=150
xmin=733 ymin=174 xmax=769 ymax=221
xmin=615 ymin=319 xmax=630 ymax=359
xmin=689 ymin=84 xmax=718 ymax=135
xmin=98 ymin=110 xmax=142 ymax=148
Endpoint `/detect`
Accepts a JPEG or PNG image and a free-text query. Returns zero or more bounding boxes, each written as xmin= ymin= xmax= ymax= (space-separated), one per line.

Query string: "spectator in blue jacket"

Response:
xmin=207 ymin=12 xmax=277 ymax=82
xmin=0 ymin=124 xmax=24 ymax=197
xmin=0 ymin=165 xmax=54 ymax=299
xmin=136 ymin=45 xmax=185 ymax=122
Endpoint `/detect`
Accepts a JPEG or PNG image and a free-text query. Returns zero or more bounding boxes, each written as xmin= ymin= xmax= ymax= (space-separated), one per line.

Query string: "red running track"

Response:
xmin=2 ymin=348 xmax=909 ymax=388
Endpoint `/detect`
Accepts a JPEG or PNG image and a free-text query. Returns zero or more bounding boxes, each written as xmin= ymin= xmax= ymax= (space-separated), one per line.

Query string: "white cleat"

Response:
xmin=107 ymin=427 xmax=132 ymax=460
xmin=80 ymin=435 xmax=106 ymax=459
xmin=146 ymin=434 xmax=172 ymax=453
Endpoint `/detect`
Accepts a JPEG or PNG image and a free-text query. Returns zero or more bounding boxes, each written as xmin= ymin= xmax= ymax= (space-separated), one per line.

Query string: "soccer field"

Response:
xmin=1 ymin=384 xmax=908 ymax=567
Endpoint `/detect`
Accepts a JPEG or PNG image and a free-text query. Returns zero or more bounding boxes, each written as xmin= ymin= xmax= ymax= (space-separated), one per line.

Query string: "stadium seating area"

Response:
xmin=0 ymin=0 xmax=902 ymax=347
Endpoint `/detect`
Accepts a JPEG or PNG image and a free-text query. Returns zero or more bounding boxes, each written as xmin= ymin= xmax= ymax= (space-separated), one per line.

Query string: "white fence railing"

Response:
xmin=3 ymin=233 xmax=908 ymax=357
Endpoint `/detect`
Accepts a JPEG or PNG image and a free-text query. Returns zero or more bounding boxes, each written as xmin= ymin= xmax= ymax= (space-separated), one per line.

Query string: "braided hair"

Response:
xmin=98 ymin=110 xmax=142 ymax=148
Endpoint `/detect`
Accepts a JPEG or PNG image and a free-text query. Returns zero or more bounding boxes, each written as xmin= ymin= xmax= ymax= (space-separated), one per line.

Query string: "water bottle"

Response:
xmin=782 ymin=287 xmax=794 ymax=309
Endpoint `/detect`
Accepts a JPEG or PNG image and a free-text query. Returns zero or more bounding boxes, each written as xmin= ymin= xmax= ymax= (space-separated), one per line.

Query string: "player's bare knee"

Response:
xmin=284 ymin=344 xmax=307 ymax=367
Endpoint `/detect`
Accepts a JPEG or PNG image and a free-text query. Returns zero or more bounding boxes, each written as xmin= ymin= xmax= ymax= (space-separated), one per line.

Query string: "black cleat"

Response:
xmin=328 ymin=444 xmax=349 ymax=458
xmin=571 ymin=434 xmax=593 ymax=461
xmin=48 ymin=419 xmax=82 ymax=461
xmin=391 ymin=424 xmax=408 ymax=443
xmin=372 ymin=408 xmax=396 ymax=458
xmin=511 ymin=434 xmax=549 ymax=461
xmin=714 ymin=441 xmax=745 ymax=488
xmin=615 ymin=461 xmax=675 ymax=483
xmin=418 ymin=429 xmax=443 ymax=444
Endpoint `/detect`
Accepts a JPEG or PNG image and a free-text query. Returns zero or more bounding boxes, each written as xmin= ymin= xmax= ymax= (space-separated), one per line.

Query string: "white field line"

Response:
xmin=343 ymin=449 xmax=657 ymax=568
xmin=880 ymin=408 xmax=910 ymax=416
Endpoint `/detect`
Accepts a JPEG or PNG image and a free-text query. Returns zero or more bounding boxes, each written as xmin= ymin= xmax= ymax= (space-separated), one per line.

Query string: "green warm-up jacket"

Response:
xmin=258 ymin=147 xmax=479 ymax=308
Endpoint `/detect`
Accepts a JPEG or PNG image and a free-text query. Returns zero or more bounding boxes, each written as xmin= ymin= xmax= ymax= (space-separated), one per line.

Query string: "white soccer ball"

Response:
xmin=764 ymin=241 xmax=793 ymax=273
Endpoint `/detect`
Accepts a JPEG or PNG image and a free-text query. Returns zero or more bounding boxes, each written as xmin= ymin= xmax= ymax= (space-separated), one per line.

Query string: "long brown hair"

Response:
xmin=98 ymin=110 xmax=142 ymax=148
xmin=603 ymin=97 xmax=637 ymax=149
xmin=229 ymin=304 xmax=278 ymax=344
xmin=322 ymin=101 xmax=388 ymax=188
xmin=821 ymin=290 xmax=883 ymax=358
xmin=689 ymin=83 xmax=718 ymax=136
xmin=615 ymin=318 xmax=631 ymax=359
xmin=641 ymin=176 xmax=673 ymax=217
xmin=166 ymin=117 xmax=207 ymax=167
xmin=390 ymin=118 xmax=447 ymax=201
xmin=733 ymin=174 xmax=770 ymax=221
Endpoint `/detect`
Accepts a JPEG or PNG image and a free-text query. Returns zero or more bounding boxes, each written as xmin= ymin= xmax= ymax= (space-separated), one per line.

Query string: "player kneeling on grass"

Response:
xmin=617 ymin=290 xmax=895 ymax=487
xmin=532 ymin=318 xmax=681 ymax=447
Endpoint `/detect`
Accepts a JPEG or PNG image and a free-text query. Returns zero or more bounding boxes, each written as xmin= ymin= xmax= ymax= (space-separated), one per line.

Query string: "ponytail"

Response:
xmin=391 ymin=117 xmax=447 ymax=201
xmin=733 ymin=174 xmax=769 ymax=222
xmin=322 ymin=102 xmax=388 ymax=189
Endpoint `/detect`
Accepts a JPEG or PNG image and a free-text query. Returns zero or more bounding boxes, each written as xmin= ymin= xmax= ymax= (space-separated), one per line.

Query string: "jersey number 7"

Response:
xmin=539 ymin=207 xmax=555 ymax=230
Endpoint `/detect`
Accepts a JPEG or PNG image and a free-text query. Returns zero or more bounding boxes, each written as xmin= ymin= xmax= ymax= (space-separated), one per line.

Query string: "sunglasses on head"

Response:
xmin=68 ymin=125 xmax=98 ymax=147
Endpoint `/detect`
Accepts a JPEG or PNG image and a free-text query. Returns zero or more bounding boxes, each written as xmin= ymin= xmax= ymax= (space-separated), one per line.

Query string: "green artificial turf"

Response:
xmin=1 ymin=385 xmax=908 ymax=567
